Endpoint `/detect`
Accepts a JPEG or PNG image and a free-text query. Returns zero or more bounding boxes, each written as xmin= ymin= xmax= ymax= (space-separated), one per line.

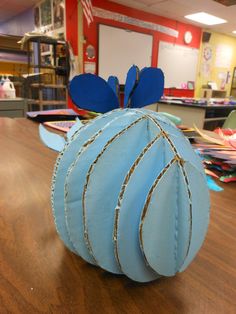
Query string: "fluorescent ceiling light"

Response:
xmin=185 ymin=12 xmax=227 ymax=25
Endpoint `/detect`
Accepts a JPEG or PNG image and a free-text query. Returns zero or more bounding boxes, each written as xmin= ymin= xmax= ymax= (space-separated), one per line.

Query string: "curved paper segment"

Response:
xmin=116 ymin=137 xmax=175 ymax=282
xmin=140 ymin=161 xmax=192 ymax=276
xmin=140 ymin=161 xmax=209 ymax=276
xmin=124 ymin=65 xmax=139 ymax=108
xmin=69 ymin=74 xmax=119 ymax=113
xmin=67 ymin=118 xmax=84 ymax=140
xmin=149 ymin=110 xmax=178 ymax=128
xmin=130 ymin=68 xmax=164 ymax=108
xmin=39 ymin=124 xmax=65 ymax=152
xmin=167 ymin=132 xmax=204 ymax=173
xmin=65 ymin=110 xmax=145 ymax=267
xmin=143 ymin=110 xmax=182 ymax=137
xmin=179 ymin=161 xmax=210 ymax=271
xmin=52 ymin=111 xmax=124 ymax=254
xmin=158 ymin=112 xmax=182 ymax=126
xmin=83 ymin=116 xmax=159 ymax=274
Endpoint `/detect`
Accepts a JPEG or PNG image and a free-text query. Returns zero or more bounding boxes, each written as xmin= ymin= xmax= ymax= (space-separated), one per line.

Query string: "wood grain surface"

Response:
xmin=0 ymin=117 xmax=235 ymax=314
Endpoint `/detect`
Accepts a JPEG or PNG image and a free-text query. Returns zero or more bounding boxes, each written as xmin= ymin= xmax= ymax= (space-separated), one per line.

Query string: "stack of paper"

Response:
xmin=193 ymin=131 xmax=236 ymax=183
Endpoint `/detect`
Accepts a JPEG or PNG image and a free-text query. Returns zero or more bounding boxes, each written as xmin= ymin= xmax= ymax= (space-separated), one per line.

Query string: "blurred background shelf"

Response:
xmin=26 ymin=35 xmax=69 ymax=111
xmin=30 ymin=83 xmax=66 ymax=89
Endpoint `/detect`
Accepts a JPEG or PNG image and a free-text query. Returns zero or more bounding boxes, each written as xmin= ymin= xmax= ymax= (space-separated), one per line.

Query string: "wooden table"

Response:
xmin=0 ymin=118 xmax=235 ymax=313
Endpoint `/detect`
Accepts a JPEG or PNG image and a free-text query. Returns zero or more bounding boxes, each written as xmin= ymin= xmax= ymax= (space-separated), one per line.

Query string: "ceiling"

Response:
xmin=1 ymin=0 xmax=236 ymax=37
xmin=0 ymin=0 xmax=38 ymax=24
xmin=111 ymin=0 xmax=236 ymax=36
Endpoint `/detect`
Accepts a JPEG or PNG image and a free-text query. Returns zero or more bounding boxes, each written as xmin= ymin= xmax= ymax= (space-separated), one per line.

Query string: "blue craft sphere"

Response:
xmin=52 ymin=108 xmax=210 ymax=282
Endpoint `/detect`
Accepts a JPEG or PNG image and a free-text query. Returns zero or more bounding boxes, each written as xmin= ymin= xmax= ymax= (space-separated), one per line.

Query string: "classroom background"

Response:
xmin=1 ymin=0 xmax=236 ymax=106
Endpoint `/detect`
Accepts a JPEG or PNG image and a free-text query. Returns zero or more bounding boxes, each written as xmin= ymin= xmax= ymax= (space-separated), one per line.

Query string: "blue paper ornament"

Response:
xmin=48 ymin=109 xmax=209 ymax=282
xmin=40 ymin=66 xmax=210 ymax=282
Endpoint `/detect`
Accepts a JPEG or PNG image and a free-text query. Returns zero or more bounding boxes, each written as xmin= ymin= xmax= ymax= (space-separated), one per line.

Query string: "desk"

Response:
xmin=158 ymin=101 xmax=236 ymax=130
xmin=0 ymin=118 xmax=235 ymax=313
xmin=0 ymin=98 xmax=27 ymax=118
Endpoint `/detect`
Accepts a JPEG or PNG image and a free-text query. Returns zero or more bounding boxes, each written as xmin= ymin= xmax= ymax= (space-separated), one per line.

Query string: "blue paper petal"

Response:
xmin=130 ymin=67 xmax=164 ymax=108
xmin=124 ymin=65 xmax=139 ymax=108
xmin=69 ymin=74 xmax=119 ymax=113
xmin=107 ymin=76 xmax=120 ymax=98
xmin=39 ymin=124 xmax=65 ymax=152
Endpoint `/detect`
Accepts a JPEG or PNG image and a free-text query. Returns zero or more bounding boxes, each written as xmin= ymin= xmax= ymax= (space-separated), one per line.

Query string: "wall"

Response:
xmin=0 ymin=8 xmax=34 ymax=36
xmin=195 ymin=31 xmax=236 ymax=98
xmin=81 ymin=0 xmax=202 ymax=98
xmin=65 ymin=0 xmax=204 ymax=109
xmin=65 ymin=0 xmax=79 ymax=109
xmin=65 ymin=0 xmax=78 ymax=55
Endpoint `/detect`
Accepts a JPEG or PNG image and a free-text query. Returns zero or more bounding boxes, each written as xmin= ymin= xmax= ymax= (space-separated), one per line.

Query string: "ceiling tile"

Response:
xmin=110 ymin=0 xmax=147 ymax=10
xmin=111 ymin=0 xmax=236 ymax=36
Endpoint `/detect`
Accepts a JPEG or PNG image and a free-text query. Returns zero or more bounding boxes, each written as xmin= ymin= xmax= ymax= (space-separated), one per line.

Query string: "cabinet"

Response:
xmin=158 ymin=101 xmax=236 ymax=130
xmin=0 ymin=98 xmax=27 ymax=117
xmin=230 ymin=67 xmax=236 ymax=98
xmin=201 ymin=88 xmax=226 ymax=99
xmin=26 ymin=36 xmax=69 ymax=111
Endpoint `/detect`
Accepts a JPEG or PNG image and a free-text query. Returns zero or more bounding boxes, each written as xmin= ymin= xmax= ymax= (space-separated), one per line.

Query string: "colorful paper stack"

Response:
xmin=193 ymin=129 xmax=236 ymax=183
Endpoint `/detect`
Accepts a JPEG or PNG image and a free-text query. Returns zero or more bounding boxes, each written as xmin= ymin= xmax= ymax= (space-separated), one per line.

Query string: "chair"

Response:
xmin=223 ymin=110 xmax=236 ymax=129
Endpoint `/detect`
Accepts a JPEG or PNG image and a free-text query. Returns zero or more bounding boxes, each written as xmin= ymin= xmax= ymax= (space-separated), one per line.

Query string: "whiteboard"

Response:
xmin=98 ymin=24 xmax=153 ymax=84
xmin=158 ymin=41 xmax=199 ymax=88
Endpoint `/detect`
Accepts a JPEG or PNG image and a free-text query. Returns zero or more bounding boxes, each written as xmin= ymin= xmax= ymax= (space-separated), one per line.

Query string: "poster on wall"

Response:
xmin=41 ymin=0 xmax=52 ymax=26
xmin=215 ymin=44 xmax=233 ymax=68
xmin=202 ymin=45 xmax=213 ymax=78
xmin=53 ymin=0 xmax=64 ymax=29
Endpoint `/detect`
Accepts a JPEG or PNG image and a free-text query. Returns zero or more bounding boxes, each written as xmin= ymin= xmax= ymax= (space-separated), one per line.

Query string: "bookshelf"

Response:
xmin=26 ymin=36 xmax=69 ymax=111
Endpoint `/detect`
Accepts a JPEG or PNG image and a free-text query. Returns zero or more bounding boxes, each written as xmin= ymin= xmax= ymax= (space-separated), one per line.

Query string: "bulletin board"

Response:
xmin=158 ymin=41 xmax=199 ymax=88
xmin=98 ymin=24 xmax=153 ymax=84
